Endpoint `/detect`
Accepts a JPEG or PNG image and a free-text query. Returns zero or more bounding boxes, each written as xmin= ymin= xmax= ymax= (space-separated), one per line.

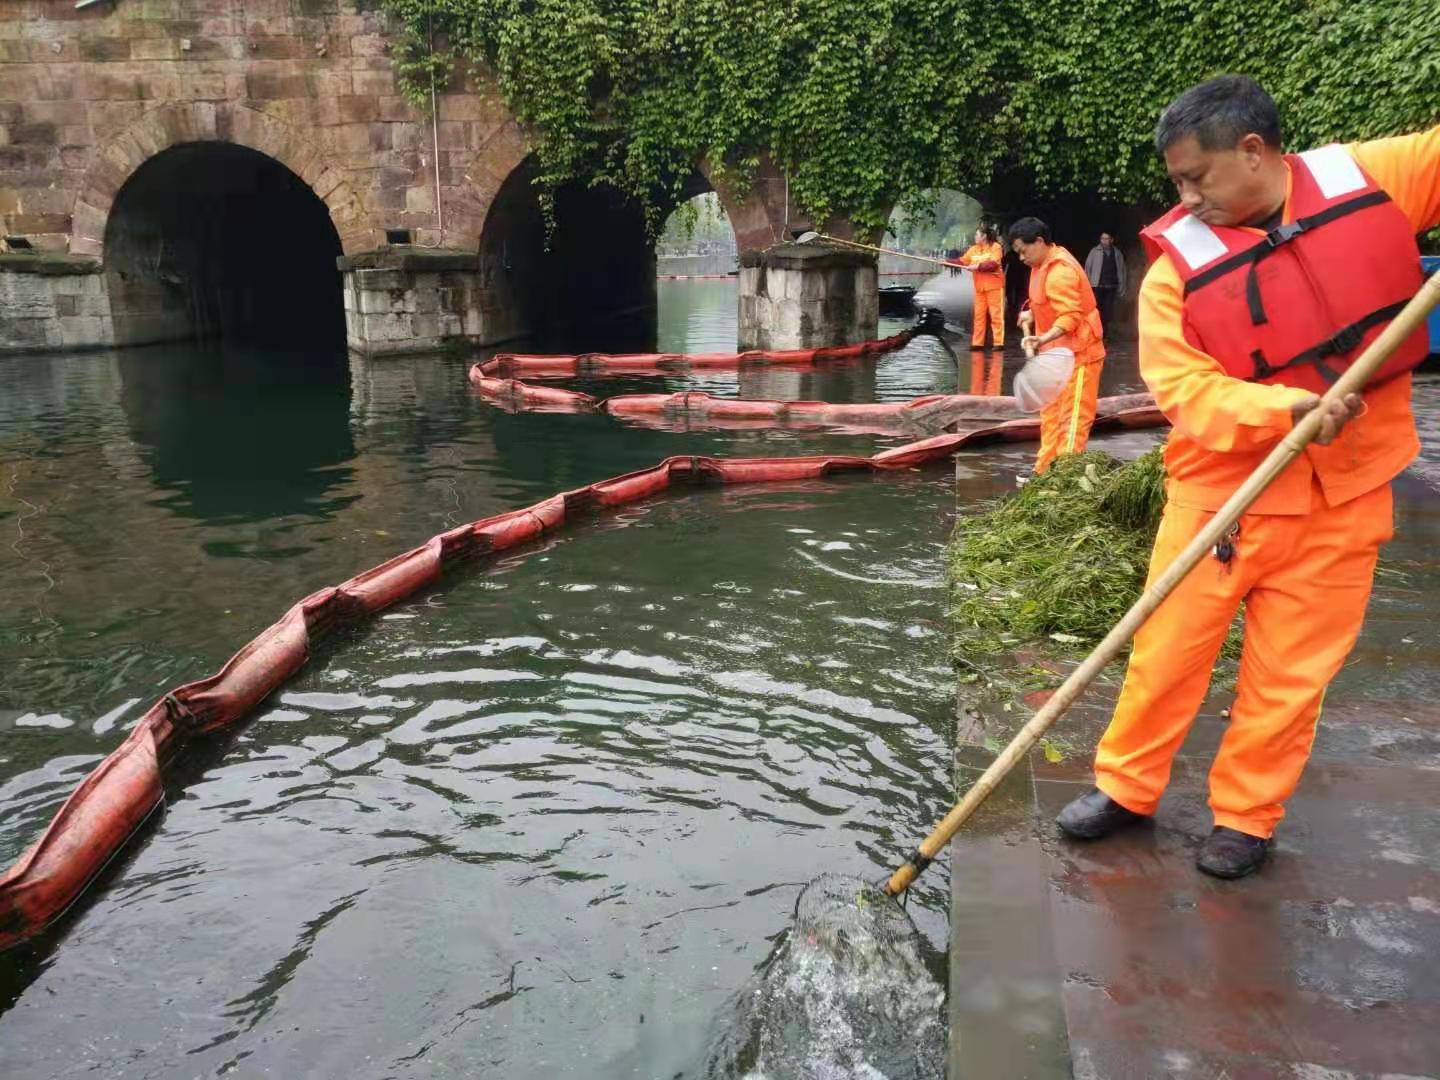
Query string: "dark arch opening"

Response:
xmin=104 ymin=142 xmax=344 ymax=347
xmin=481 ymin=158 xmax=728 ymax=352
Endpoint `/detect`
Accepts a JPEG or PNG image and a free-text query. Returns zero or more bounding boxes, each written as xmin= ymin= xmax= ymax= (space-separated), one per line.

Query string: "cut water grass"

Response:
xmin=948 ymin=449 xmax=1168 ymax=662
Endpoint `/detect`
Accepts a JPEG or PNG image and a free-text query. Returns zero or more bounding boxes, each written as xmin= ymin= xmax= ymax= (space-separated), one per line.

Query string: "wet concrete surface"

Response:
xmin=948 ymin=398 xmax=1440 ymax=1078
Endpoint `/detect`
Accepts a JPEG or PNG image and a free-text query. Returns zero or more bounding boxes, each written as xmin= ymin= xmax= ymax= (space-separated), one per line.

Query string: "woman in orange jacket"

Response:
xmin=956 ymin=225 xmax=1006 ymax=349
xmin=1054 ymin=75 xmax=1440 ymax=880
xmin=1008 ymin=216 xmax=1107 ymax=475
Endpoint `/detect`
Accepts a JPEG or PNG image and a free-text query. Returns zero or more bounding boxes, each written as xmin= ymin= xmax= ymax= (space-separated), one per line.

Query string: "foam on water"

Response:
xmin=706 ymin=874 xmax=945 ymax=1080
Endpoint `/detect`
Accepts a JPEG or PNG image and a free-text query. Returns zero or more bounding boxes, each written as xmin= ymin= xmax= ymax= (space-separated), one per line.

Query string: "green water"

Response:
xmin=9 ymin=277 xmax=1431 ymax=1077
xmin=0 ymin=280 xmax=1007 ymax=1078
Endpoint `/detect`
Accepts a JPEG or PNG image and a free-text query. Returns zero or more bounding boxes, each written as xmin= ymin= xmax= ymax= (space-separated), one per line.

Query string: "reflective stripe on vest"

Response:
xmin=1160 ymin=213 xmax=1227 ymax=272
xmin=1298 ymin=143 xmax=1366 ymax=199
xmin=1140 ymin=146 xmax=1428 ymax=394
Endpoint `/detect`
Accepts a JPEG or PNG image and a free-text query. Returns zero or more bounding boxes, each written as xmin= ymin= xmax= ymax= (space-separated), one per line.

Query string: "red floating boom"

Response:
xmin=0 ymin=407 xmax=1167 ymax=951
xmin=469 ymin=332 xmax=1156 ymax=434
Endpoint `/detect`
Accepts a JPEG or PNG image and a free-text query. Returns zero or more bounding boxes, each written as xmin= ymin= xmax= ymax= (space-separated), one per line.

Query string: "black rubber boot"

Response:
xmin=1196 ymin=826 xmax=1268 ymax=879
xmin=1055 ymin=786 xmax=1150 ymax=839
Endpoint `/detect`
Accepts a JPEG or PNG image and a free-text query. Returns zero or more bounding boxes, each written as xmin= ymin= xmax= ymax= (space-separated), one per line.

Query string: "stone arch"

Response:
xmin=70 ymin=102 xmax=373 ymax=259
xmin=467 ymin=119 xmax=534 ymax=246
xmin=472 ymin=134 xmax=664 ymax=348
xmin=696 ymin=156 xmax=887 ymax=251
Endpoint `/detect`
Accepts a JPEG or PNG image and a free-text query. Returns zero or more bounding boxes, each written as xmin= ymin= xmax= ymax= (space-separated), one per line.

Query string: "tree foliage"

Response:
xmin=657 ymin=193 xmax=735 ymax=254
xmin=888 ymin=189 xmax=982 ymax=253
xmin=380 ymin=0 xmax=1440 ymax=232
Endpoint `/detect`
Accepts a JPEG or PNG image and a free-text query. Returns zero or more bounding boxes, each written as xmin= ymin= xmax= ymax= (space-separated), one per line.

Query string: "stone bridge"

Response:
xmin=0 ymin=0 xmax=876 ymax=356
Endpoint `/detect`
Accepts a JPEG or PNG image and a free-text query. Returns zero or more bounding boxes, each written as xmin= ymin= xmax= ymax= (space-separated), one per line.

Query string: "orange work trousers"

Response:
xmin=968 ymin=349 xmax=1003 ymax=396
xmin=1034 ymin=357 xmax=1102 ymax=474
xmin=971 ymin=287 xmax=1005 ymax=348
xmin=1094 ymin=481 xmax=1394 ymax=838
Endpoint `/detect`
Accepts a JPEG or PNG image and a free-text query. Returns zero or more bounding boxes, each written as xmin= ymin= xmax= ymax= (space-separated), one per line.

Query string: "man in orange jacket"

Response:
xmin=1009 ymin=217 xmax=1107 ymax=475
xmin=1056 ymin=75 xmax=1440 ymax=879
xmin=956 ymin=225 xmax=1006 ymax=350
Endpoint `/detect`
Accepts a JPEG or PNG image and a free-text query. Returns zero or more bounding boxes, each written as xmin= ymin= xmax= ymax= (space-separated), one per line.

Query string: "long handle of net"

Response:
xmin=884 ymin=271 xmax=1440 ymax=897
xmin=810 ymin=233 xmax=966 ymax=271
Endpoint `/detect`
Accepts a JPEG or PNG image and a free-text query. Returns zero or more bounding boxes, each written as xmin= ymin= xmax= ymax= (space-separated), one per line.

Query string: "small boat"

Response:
xmin=878 ymin=284 xmax=917 ymax=316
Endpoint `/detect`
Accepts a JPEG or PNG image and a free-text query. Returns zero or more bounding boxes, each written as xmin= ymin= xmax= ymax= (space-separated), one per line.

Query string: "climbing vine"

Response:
xmin=380 ymin=0 xmax=1440 ymax=231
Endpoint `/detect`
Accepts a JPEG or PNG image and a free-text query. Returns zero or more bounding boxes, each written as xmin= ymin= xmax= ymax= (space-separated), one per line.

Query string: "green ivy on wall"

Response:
xmin=380 ymin=0 xmax=1440 ymax=234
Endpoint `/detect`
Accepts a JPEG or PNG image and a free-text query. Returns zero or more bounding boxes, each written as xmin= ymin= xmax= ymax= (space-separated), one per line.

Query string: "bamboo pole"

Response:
xmin=884 ymin=271 xmax=1440 ymax=897
xmin=807 ymin=233 xmax=968 ymax=270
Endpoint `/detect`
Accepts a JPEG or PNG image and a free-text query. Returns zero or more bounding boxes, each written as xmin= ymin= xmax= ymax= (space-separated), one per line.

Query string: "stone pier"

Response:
xmin=737 ymin=243 xmax=878 ymax=351
xmin=0 ymin=255 xmax=114 ymax=354
xmin=339 ymin=247 xmax=524 ymax=357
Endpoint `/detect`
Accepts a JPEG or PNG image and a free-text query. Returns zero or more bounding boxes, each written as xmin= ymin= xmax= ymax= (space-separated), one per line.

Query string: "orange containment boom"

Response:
xmin=475 ymin=330 xmax=918 ymax=380
xmin=0 ymin=407 xmax=1166 ymax=951
xmin=468 ymin=334 xmax=1155 ymax=435
xmin=472 ymin=372 xmax=1157 ymax=435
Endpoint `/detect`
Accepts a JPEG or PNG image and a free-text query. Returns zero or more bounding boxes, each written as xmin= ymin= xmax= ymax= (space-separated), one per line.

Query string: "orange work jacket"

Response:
xmin=1027 ymin=244 xmax=1105 ymax=365
xmin=1139 ymin=126 xmax=1440 ymax=514
xmin=960 ymin=241 xmax=1005 ymax=292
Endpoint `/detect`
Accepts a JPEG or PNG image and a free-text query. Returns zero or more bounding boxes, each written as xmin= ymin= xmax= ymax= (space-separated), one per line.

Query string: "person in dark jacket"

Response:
xmin=1083 ymin=232 xmax=1128 ymax=337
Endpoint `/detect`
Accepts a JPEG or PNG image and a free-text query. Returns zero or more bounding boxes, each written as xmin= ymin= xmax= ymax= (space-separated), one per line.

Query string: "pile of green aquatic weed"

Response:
xmin=948 ymin=449 xmax=1167 ymax=662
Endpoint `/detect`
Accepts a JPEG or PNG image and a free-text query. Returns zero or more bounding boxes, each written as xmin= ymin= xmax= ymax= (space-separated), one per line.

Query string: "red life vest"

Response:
xmin=1141 ymin=144 xmax=1427 ymax=393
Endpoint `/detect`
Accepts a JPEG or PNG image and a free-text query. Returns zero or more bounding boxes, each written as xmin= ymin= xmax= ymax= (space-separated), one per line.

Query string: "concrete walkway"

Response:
xmin=948 ymin=467 xmax=1440 ymax=1078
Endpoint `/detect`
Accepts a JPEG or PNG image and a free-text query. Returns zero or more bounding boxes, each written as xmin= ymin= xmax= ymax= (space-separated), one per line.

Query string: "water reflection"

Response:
xmin=0 ymin=479 xmax=958 ymax=1080
xmin=0 ymin=279 xmax=1166 ymax=1078
xmin=118 ymin=341 xmax=355 ymax=524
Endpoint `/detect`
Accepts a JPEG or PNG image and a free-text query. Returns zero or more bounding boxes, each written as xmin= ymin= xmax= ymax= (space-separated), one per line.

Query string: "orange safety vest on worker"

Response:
xmin=960 ymin=241 xmax=1006 ymax=348
xmin=1092 ymin=126 xmax=1440 ymax=839
xmin=1025 ymin=244 xmax=1106 ymax=472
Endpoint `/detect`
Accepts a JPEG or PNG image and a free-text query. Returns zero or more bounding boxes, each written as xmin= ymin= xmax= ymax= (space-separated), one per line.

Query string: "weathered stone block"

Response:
xmin=411 ymin=287 xmax=439 ymax=314
xmin=70 ymin=236 xmax=104 ymax=258
xmin=361 ymin=311 xmax=405 ymax=341
xmin=353 ymin=69 xmax=394 ymax=97
xmin=135 ymin=39 xmax=182 ymax=62
xmin=79 ymin=37 xmax=133 ymax=62
xmin=355 ymin=287 xmax=394 ymax=315
xmin=354 ymin=267 xmax=404 ymax=290
xmin=24 ymin=100 xmax=88 ymax=126
xmin=0 ymin=317 xmax=50 ymax=350
xmin=10 ymin=121 xmax=56 ymax=146
xmin=350 ymin=35 xmax=388 ymax=58
xmin=376 ymin=96 xmax=415 ymax=123
xmin=6 ymin=213 xmax=71 ymax=235
xmin=247 ymin=36 xmax=309 ymax=61
xmin=177 ymin=72 xmax=228 ymax=101
xmin=59 ymin=316 xmax=108 ymax=346
xmin=337 ymin=95 xmax=381 ymax=124
xmin=246 ymin=71 xmax=311 ymax=100
xmin=79 ymin=293 xmax=111 ymax=317
xmin=0 ymin=273 xmax=57 ymax=317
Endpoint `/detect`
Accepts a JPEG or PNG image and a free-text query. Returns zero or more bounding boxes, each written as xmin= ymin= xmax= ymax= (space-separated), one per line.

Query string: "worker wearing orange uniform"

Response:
xmin=956 ymin=225 xmax=1006 ymax=349
xmin=1056 ymin=74 xmax=1440 ymax=879
xmin=1009 ymin=217 xmax=1107 ymax=475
